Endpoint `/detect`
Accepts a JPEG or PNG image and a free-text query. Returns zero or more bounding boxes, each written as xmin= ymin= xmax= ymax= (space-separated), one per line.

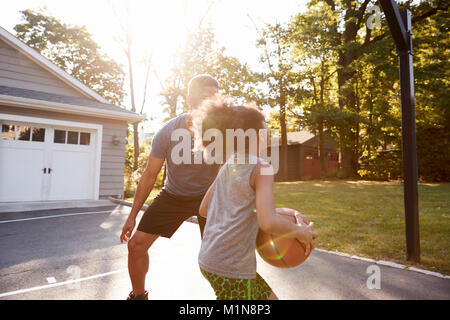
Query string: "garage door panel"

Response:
xmin=0 ymin=147 xmax=44 ymax=201
xmin=0 ymin=117 xmax=100 ymax=202
xmin=48 ymin=150 xmax=92 ymax=200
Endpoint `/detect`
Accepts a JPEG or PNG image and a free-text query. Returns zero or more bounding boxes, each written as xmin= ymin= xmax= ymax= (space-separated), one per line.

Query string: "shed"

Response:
xmin=270 ymin=131 xmax=339 ymax=181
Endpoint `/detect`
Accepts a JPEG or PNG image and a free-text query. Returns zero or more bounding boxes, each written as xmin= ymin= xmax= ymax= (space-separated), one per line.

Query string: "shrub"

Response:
xmin=123 ymin=133 xmax=165 ymax=199
xmin=325 ymin=170 xmax=338 ymax=179
xmin=358 ymin=149 xmax=402 ymax=181
xmin=416 ymin=125 xmax=450 ymax=182
xmin=336 ymin=169 xmax=349 ymax=179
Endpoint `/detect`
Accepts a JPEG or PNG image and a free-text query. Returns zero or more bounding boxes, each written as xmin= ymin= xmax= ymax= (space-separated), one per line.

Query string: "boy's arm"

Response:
xmin=254 ymin=162 xmax=317 ymax=255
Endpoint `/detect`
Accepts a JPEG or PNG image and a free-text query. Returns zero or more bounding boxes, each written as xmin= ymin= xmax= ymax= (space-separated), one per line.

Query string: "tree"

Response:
xmin=158 ymin=25 xmax=258 ymax=121
xmin=287 ymin=0 xmax=448 ymax=176
xmin=288 ymin=6 xmax=340 ymax=177
xmin=111 ymin=3 xmax=152 ymax=171
xmin=14 ymin=9 xmax=125 ymax=105
xmin=254 ymin=21 xmax=297 ymax=180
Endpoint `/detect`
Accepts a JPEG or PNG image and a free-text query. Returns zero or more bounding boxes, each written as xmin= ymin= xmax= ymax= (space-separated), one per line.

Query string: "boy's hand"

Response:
xmin=295 ymin=222 xmax=318 ymax=256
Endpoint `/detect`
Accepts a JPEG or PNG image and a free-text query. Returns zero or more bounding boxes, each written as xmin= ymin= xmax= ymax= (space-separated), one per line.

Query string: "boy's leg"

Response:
xmin=200 ymin=268 xmax=275 ymax=300
xmin=268 ymin=292 xmax=279 ymax=300
xmin=127 ymin=231 xmax=159 ymax=296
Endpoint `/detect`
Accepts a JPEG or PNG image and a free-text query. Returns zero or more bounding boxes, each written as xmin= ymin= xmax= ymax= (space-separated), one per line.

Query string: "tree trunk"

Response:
xmin=318 ymin=120 xmax=326 ymax=178
xmin=132 ymin=122 xmax=139 ymax=171
xmin=127 ymin=42 xmax=140 ymax=171
xmin=279 ymin=86 xmax=289 ymax=181
xmin=319 ymin=73 xmax=326 ymax=178
xmin=337 ymin=68 xmax=355 ymax=177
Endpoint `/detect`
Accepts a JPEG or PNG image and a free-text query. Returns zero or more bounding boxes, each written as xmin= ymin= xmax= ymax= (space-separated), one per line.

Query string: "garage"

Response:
xmin=0 ymin=114 xmax=102 ymax=202
xmin=0 ymin=27 xmax=144 ymax=203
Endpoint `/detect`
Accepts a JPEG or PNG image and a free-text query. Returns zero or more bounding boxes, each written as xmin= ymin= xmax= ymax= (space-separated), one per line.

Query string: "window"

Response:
xmin=1 ymin=124 xmax=15 ymax=140
xmin=329 ymin=153 xmax=338 ymax=161
xmin=80 ymin=132 xmax=91 ymax=146
xmin=54 ymin=130 xmax=66 ymax=144
xmin=54 ymin=130 xmax=90 ymax=146
xmin=17 ymin=126 xmax=31 ymax=141
xmin=305 ymin=153 xmax=313 ymax=160
xmin=32 ymin=128 xmax=45 ymax=142
xmin=67 ymin=131 xmax=79 ymax=145
xmin=1 ymin=124 xmax=45 ymax=142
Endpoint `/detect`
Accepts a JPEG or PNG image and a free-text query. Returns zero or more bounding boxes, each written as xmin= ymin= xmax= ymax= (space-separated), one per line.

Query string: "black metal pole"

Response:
xmin=380 ymin=0 xmax=420 ymax=262
xmin=398 ymin=9 xmax=420 ymax=262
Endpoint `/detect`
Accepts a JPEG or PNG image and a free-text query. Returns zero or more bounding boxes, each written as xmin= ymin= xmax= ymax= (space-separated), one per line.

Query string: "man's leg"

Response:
xmin=127 ymin=230 xmax=159 ymax=296
xmin=197 ymin=214 xmax=206 ymax=239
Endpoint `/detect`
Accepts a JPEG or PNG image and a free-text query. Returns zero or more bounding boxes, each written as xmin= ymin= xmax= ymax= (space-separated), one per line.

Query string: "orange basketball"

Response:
xmin=256 ymin=208 xmax=311 ymax=268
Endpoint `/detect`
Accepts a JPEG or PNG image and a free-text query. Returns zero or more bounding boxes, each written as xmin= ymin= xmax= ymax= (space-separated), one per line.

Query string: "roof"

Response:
xmin=0 ymin=85 xmax=145 ymax=123
xmin=271 ymin=131 xmax=316 ymax=147
xmin=0 ymin=26 xmax=109 ymax=103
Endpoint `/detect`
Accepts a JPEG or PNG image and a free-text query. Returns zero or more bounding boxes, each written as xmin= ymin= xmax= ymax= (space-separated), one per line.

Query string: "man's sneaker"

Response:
xmin=126 ymin=290 xmax=148 ymax=300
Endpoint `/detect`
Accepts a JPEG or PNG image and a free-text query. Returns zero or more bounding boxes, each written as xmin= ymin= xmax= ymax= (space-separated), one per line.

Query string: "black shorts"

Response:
xmin=137 ymin=189 xmax=206 ymax=239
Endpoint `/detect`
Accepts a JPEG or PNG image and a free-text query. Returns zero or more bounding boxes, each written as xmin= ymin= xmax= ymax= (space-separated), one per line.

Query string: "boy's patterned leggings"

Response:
xmin=200 ymin=268 xmax=273 ymax=300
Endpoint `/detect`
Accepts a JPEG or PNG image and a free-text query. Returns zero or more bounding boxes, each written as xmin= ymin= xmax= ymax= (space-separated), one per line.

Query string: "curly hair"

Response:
xmin=192 ymin=95 xmax=266 ymax=163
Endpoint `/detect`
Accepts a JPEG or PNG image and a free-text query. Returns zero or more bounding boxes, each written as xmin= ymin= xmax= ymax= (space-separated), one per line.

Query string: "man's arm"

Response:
xmin=120 ymin=155 xmax=165 ymax=243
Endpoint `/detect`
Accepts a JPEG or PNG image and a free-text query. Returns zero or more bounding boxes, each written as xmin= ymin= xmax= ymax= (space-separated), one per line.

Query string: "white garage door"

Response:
xmin=0 ymin=118 xmax=100 ymax=202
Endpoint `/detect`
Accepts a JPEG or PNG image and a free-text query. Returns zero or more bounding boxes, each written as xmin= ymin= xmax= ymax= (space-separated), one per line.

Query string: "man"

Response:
xmin=120 ymin=74 xmax=220 ymax=300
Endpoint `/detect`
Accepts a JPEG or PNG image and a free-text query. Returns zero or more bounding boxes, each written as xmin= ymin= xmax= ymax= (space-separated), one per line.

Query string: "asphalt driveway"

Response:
xmin=0 ymin=205 xmax=448 ymax=300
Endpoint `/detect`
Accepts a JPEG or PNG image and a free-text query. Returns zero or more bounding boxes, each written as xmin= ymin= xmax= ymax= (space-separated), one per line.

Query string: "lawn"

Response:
xmin=273 ymin=181 xmax=450 ymax=275
xmin=128 ymin=181 xmax=450 ymax=275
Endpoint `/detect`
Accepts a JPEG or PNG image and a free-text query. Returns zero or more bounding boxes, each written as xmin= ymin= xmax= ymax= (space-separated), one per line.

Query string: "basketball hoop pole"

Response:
xmin=379 ymin=0 xmax=420 ymax=262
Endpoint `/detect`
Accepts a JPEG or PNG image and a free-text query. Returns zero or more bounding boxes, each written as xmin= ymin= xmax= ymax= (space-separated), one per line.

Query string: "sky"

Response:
xmin=0 ymin=0 xmax=307 ymax=133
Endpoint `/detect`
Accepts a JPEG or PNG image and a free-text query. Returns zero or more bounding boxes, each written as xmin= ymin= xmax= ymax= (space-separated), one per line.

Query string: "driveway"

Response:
xmin=0 ymin=205 xmax=448 ymax=300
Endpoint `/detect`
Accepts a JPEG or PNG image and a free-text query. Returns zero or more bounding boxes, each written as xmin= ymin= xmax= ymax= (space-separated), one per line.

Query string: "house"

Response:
xmin=0 ymin=27 xmax=145 ymax=202
xmin=269 ymin=131 xmax=339 ymax=181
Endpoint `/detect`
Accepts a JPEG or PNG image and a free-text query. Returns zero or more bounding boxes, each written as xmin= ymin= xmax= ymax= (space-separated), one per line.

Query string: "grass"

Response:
xmin=125 ymin=181 xmax=450 ymax=275
xmin=273 ymin=180 xmax=450 ymax=275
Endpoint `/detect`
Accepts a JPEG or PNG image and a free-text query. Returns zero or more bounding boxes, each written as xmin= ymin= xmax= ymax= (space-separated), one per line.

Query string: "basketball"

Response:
xmin=256 ymin=208 xmax=312 ymax=268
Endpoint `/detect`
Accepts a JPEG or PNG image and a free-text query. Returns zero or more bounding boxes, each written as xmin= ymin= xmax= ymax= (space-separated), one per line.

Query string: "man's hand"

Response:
xmin=119 ymin=155 xmax=164 ymax=244
xmin=120 ymin=217 xmax=136 ymax=243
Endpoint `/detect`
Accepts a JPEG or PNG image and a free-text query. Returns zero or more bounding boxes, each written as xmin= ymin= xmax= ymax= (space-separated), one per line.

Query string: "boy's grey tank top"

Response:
xmin=198 ymin=153 xmax=261 ymax=279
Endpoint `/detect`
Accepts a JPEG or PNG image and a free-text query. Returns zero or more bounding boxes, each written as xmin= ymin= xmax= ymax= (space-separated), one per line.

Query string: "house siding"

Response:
xmin=0 ymin=105 xmax=127 ymax=198
xmin=0 ymin=39 xmax=86 ymax=98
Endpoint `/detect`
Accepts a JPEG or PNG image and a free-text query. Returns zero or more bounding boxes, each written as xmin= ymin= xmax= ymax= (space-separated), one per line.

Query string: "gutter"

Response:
xmin=0 ymin=94 xmax=146 ymax=123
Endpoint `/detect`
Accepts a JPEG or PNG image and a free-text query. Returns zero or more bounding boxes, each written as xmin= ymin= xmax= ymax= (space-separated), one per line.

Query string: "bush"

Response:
xmin=357 ymin=126 xmax=450 ymax=182
xmin=123 ymin=133 xmax=165 ymax=199
xmin=123 ymin=152 xmax=165 ymax=199
xmin=325 ymin=170 xmax=338 ymax=179
xmin=416 ymin=125 xmax=450 ymax=182
xmin=336 ymin=169 xmax=350 ymax=179
xmin=358 ymin=149 xmax=402 ymax=181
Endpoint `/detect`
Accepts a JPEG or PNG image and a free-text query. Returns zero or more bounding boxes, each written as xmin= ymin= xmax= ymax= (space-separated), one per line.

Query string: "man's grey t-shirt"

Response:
xmin=150 ymin=114 xmax=220 ymax=196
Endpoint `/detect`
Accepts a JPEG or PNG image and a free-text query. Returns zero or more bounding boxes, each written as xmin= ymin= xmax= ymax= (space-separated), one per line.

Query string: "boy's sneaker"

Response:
xmin=126 ymin=291 xmax=149 ymax=300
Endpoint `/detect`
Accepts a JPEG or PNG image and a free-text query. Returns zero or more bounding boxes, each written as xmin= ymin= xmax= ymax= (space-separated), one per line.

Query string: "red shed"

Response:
xmin=269 ymin=131 xmax=339 ymax=181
